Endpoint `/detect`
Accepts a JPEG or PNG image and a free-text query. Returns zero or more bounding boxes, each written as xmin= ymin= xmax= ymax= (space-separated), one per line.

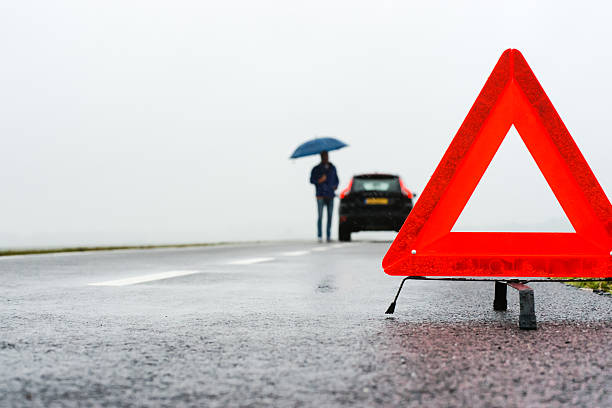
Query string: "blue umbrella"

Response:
xmin=290 ymin=137 xmax=348 ymax=159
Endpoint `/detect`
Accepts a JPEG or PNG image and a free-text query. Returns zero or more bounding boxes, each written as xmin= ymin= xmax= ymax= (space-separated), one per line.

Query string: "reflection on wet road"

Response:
xmin=1 ymin=241 xmax=610 ymax=406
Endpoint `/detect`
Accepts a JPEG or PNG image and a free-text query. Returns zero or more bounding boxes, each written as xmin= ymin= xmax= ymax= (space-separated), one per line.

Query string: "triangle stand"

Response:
xmin=385 ymin=276 xmax=612 ymax=329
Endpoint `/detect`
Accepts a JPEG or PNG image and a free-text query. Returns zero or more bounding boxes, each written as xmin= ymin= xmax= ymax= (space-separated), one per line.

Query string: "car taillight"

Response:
xmin=339 ymin=178 xmax=353 ymax=199
xmin=399 ymin=178 xmax=413 ymax=199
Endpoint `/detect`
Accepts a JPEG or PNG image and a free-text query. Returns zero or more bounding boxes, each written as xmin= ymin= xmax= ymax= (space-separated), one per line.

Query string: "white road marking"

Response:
xmin=88 ymin=270 xmax=201 ymax=286
xmin=311 ymin=247 xmax=330 ymax=252
xmin=330 ymin=243 xmax=348 ymax=249
xmin=227 ymin=257 xmax=275 ymax=265
xmin=70 ymin=243 xmax=358 ymax=287
xmin=281 ymin=250 xmax=310 ymax=256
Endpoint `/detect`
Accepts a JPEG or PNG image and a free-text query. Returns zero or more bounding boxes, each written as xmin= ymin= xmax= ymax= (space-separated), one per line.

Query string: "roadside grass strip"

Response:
xmin=0 ymin=242 xmax=228 ymax=258
xmin=567 ymin=280 xmax=612 ymax=294
xmin=89 ymin=270 xmax=201 ymax=286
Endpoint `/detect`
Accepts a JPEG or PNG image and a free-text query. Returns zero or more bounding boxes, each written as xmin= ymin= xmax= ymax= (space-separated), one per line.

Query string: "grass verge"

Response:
xmin=566 ymin=280 xmax=612 ymax=294
xmin=0 ymin=242 xmax=241 ymax=257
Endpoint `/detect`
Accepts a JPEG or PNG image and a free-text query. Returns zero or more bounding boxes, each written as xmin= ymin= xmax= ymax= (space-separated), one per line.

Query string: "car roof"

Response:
xmin=353 ymin=173 xmax=399 ymax=179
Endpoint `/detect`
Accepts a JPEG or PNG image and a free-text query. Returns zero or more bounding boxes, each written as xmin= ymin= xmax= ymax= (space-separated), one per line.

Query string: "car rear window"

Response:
xmin=352 ymin=177 xmax=400 ymax=192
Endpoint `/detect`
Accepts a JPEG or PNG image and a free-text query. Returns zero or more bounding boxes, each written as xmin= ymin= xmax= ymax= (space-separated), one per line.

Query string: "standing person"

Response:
xmin=310 ymin=151 xmax=339 ymax=242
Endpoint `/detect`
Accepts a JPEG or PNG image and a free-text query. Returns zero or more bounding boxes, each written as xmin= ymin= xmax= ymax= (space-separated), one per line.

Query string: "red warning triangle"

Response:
xmin=383 ymin=49 xmax=612 ymax=278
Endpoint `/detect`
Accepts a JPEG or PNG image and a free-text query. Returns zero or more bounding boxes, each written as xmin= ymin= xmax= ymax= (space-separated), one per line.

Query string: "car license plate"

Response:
xmin=365 ymin=198 xmax=388 ymax=205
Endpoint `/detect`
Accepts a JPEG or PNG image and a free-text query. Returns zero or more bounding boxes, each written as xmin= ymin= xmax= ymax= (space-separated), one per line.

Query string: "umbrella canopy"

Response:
xmin=290 ymin=137 xmax=348 ymax=159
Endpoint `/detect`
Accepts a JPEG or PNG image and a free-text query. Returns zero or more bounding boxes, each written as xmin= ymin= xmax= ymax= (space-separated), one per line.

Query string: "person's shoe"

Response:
xmin=318 ymin=237 xmax=323 ymax=243
xmin=326 ymin=238 xmax=332 ymax=243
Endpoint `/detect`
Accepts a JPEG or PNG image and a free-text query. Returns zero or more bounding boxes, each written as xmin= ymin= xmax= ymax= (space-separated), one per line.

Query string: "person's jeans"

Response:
xmin=316 ymin=197 xmax=334 ymax=240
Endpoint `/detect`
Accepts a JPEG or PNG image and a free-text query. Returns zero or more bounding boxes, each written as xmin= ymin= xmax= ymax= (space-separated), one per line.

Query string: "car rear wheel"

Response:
xmin=339 ymin=226 xmax=351 ymax=242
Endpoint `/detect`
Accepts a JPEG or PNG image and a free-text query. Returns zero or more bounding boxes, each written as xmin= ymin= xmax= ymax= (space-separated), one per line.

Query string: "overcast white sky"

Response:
xmin=1 ymin=1 xmax=610 ymax=248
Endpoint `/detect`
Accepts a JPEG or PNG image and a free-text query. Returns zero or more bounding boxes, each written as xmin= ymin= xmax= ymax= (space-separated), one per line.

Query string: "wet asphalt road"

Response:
xmin=1 ymin=241 xmax=611 ymax=407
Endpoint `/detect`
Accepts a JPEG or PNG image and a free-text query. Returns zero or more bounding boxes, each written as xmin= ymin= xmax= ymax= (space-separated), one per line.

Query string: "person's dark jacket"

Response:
xmin=310 ymin=162 xmax=339 ymax=198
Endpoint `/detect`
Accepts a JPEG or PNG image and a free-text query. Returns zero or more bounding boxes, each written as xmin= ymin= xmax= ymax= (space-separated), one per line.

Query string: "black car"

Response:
xmin=338 ymin=173 xmax=414 ymax=242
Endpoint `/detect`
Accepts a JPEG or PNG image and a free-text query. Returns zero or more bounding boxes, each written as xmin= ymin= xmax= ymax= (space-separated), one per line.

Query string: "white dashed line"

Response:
xmin=85 ymin=244 xmax=351 ymax=287
xmin=88 ymin=270 xmax=201 ymax=286
xmin=311 ymin=247 xmax=330 ymax=252
xmin=226 ymin=257 xmax=275 ymax=265
xmin=281 ymin=250 xmax=311 ymax=256
xmin=330 ymin=244 xmax=348 ymax=249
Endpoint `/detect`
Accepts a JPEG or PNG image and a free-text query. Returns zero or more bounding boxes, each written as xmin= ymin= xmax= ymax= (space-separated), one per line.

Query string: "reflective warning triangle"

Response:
xmin=383 ymin=49 xmax=612 ymax=277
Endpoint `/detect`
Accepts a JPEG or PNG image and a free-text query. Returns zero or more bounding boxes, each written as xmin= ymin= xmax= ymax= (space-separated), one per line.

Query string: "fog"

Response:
xmin=1 ymin=1 xmax=610 ymax=248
